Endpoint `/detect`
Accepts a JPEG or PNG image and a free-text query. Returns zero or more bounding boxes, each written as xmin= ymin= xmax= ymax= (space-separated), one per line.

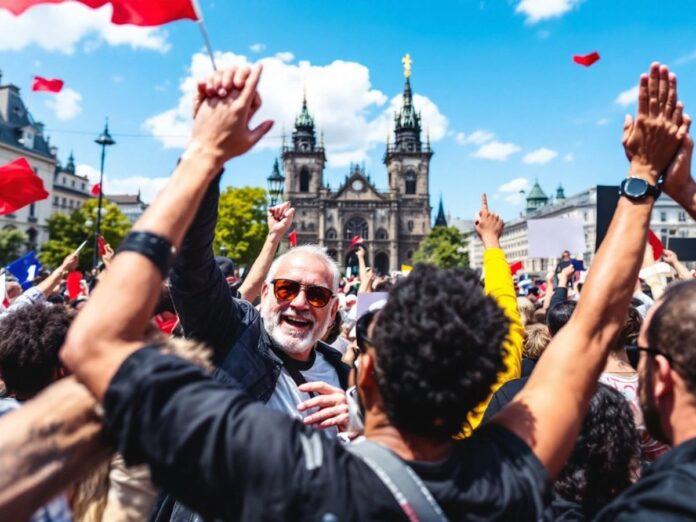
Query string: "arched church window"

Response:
xmin=326 ymin=228 xmax=337 ymax=240
xmin=407 ymin=220 xmax=414 ymax=232
xmin=300 ymin=167 xmax=310 ymax=192
xmin=344 ymin=217 xmax=369 ymax=240
xmin=376 ymin=228 xmax=388 ymax=240
xmin=405 ymin=170 xmax=416 ymax=195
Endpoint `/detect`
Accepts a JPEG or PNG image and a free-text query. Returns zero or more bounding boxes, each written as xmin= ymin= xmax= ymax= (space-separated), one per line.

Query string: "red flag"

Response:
xmin=1 ymin=1 xmax=198 ymax=26
xmin=288 ymin=230 xmax=298 ymax=247
xmin=647 ymin=230 xmax=664 ymax=261
xmin=349 ymin=235 xmax=364 ymax=249
xmin=66 ymin=271 xmax=83 ymax=300
xmin=32 ymin=76 xmax=64 ymax=93
xmin=0 ymin=158 xmax=49 ymax=216
xmin=155 ymin=312 xmax=179 ymax=335
xmin=573 ymin=52 xmax=601 ymax=67
xmin=91 ymin=183 xmax=101 ymax=197
xmin=97 ymin=235 xmax=107 ymax=256
xmin=509 ymin=260 xmax=524 ymax=275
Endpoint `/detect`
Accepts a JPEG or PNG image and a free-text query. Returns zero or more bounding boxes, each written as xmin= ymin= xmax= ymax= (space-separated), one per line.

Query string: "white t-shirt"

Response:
xmin=266 ymin=349 xmax=342 ymax=437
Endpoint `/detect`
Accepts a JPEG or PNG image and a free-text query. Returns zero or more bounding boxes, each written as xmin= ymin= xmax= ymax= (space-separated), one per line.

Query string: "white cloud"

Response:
xmin=564 ymin=153 xmax=574 ymax=162
xmin=596 ymin=118 xmax=610 ymax=126
xmin=456 ymin=129 xmax=494 ymax=146
xmin=0 ymin=3 xmax=169 ymax=53
xmin=472 ymin=140 xmax=521 ymax=161
xmin=615 ymin=86 xmax=639 ymax=107
xmin=497 ymin=177 xmax=530 ymax=205
xmin=143 ymin=51 xmax=448 ymax=168
xmin=523 ymin=147 xmax=557 ymax=164
xmin=274 ymin=51 xmax=295 ymax=63
xmin=44 ymin=88 xmax=82 ymax=121
xmin=77 ymin=164 xmax=169 ymax=203
xmin=515 ymin=0 xmax=582 ymax=24
xmin=249 ymin=43 xmax=266 ymax=53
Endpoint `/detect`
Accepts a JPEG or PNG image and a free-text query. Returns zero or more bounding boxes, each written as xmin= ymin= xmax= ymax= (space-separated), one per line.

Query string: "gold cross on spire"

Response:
xmin=402 ymin=53 xmax=412 ymax=78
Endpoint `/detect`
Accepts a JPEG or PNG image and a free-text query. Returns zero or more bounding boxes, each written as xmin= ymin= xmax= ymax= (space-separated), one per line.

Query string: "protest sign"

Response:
xmin=527 ymin=217 xmax=586 ymax=258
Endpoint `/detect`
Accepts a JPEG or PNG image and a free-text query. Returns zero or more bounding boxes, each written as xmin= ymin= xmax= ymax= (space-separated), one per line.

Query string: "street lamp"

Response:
xmin=266 ymin=158 xmax=285 ymax=207
xmin=93 ymin=119 xmax=116 ymax=268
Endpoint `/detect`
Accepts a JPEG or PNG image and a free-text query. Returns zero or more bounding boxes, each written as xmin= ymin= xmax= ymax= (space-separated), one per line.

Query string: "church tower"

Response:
xmin=282 ymin=93 xmax=326 ymax=202
xmin=384 ymin=54 xmax=433 ymax=265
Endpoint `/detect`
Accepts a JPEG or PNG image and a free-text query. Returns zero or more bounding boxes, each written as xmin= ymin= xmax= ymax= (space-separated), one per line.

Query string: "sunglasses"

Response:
xmin=271 ymin=279 xmax=334 ymax=308
xmin=625 ymin=344 xmax=676 ymax=371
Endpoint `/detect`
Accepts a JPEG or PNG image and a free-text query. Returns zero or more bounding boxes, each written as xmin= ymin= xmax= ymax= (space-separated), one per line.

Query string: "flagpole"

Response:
xmin=192 ymin=0 xmax=217 ymax=71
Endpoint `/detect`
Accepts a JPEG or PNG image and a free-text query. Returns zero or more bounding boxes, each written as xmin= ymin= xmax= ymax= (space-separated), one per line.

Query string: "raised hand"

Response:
xmin=62 ymin=252 xmax=79 ymax=273
xmin=267 ymin=201 xmax=295 ymax=239
xmin=663 ymin=116 xmax=694 ymax=204
xmin=187 ymin=65 xmax=273 ymax=171
xmin=622 ymin=63 xmax=684 ymax=184
xmin=475 ymin=193 xmax=504 ymax=249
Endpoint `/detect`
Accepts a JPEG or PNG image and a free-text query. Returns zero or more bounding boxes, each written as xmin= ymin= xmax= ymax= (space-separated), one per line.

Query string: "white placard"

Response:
xmin=527 ymin=217 xmax=586 ymax=259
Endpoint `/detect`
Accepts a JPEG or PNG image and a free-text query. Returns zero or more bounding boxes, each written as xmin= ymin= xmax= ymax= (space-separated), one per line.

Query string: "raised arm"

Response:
xmin=662 ymin=249 xmax=693 ymax=280
xmin=464 ymin=194 xmax=523 ymax=434
xmin=61 ymin=65 xmax=272 ymax=401
xmin=356 ymin=246 xmax=374 ymax=293
xmin=237 ymin=202 xmax=295 ymax=302
xmin=494 ymin=63 xmax=688 ymax=478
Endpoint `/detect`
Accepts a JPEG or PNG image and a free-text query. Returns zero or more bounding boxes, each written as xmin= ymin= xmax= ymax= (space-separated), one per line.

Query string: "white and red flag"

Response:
xmin=0 ymin=0 xmax=198 ymax=26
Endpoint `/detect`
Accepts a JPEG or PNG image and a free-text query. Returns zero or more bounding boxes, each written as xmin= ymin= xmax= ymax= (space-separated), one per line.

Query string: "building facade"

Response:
xmin=463 ymin=181 xmax=696 ymax=273
xmin=0 ymin=73 xmax=57 ymax=249
xmin=280 ymin=58 xmax=433 ymax=274
xmin=52 ymin=152 xmax=92 ymax=215
xmin=106 ymin=193 xmax=148 ymax=223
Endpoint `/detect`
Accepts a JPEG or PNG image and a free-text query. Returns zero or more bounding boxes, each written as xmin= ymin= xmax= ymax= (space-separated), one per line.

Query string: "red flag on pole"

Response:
xmin=647 ymin=230 xmax=664 ymax=261
xmin=288 ymin=230 xmax=298 ymax=247
xmin=97 ymin=235 xmax=107 ymax=256
xmin=32 ymin=76 xmax=64 ymax=93
xmin=91 ymin=183 xmax=101 ymax=197
xmin=0 ymin=158 xmax=49 ymax=216
xmin=0 ymin=0 xmax=198 ymax=26
xmin=349 ymin=235 xmax=364 ymax=250
xmin=509 ymin=260 xmax=524 ymax=275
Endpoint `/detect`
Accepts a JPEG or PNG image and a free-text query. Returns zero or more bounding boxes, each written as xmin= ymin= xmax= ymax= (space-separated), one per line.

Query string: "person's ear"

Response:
xmin=357 ymin=351 xmax=377 ymax=389
xmin=261 ymin=281 xmax=270 ymax=301
xmin=654 ymin=355 xmax=674 ymax=399
xmin=330 ymin=295 xmax=339 ymax=317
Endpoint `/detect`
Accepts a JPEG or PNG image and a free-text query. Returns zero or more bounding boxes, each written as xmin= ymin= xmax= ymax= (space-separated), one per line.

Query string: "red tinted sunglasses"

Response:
xmin=271 ymin=279 xmax=334 ymax=308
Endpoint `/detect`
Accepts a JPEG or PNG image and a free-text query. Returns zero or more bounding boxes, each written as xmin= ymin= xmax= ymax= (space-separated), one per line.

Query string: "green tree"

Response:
xmin=214 ymin=186 xmax=268 ymax=267
xmin=40 ymin=199 xmax=131 ymax=271
xmin=0 ymin=228 xmax=29 ymax=266
xmin=412 ymin=226 xmax=469 ymax=269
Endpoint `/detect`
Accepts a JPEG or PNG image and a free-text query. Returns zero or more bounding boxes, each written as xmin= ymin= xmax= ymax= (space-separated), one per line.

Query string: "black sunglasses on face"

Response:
xmin=625 ymin=344 xmax=675 ymax=370
xmin=271 ymin=278 xmax=334 ymax=308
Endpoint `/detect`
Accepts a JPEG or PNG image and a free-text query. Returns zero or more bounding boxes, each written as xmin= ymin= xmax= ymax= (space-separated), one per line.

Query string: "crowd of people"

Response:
xmin=1 ymin=61 xmax=696 ymax=521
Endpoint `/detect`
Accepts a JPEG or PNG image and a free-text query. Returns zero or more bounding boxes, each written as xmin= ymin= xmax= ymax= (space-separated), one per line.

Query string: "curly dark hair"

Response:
xmin=554 ymin=383 xmax=640 ymax=517
xmin=0 ymin=303 xmax=73 ymax=400
xmin=371 ymin=264 xmax=509 ymax=438
xmin=612 ymin=306 xmax=642 ymax=352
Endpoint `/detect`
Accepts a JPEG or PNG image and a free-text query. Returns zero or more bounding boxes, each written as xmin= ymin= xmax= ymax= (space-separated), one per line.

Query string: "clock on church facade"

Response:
xmin=276 ymin=56 xmax=442 ymax=275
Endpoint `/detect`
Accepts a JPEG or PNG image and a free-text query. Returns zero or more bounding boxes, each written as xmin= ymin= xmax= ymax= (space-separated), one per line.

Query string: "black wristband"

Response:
xmin=116 ymin=231 xmax=177 ymax=278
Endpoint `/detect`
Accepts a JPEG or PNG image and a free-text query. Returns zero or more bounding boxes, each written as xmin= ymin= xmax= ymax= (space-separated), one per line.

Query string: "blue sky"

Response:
xmin=1 ymin=0 xmax=696 ymax=221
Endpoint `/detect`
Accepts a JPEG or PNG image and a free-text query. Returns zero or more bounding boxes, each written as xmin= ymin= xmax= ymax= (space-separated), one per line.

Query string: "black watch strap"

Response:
xmin=116 ymin=231 xmax=177 ymax=278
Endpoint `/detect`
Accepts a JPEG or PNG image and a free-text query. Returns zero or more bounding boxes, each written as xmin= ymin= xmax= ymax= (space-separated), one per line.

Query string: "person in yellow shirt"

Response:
xmin=460 ymin=194 xmax=524 ymax=436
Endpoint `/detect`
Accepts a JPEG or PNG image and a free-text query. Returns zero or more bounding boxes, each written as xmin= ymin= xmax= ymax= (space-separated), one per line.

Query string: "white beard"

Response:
xmin=261 ymin=301 xmax=333 ymax=356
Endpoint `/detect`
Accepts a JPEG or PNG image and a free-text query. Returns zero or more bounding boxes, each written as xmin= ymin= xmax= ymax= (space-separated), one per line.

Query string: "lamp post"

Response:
xmin=93 ymin=119 xmax=116 ymax=269
xmin=266 ymin=158 xmax=285 ymax=207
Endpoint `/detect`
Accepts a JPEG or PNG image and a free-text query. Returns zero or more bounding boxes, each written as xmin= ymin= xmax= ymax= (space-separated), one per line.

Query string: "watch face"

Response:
xmin=624 ymin=177 xmax=649 ymax=198
xmin=352 ymin=180 xmax=364 ymax=191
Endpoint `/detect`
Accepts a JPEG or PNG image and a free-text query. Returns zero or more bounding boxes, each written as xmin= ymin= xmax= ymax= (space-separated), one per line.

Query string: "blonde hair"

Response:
xmin=517 ymin=297 xmax=536 ymax=327
xmin=524 ymin=324 xmax=551 ymax=360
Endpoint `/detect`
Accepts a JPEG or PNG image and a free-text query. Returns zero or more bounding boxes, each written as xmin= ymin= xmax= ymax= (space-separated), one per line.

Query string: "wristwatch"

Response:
xmin=618 ymin=177 xmax=661 ymax=201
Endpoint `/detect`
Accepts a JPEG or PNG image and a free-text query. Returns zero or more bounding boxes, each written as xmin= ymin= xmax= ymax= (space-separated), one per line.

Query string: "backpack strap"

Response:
xmin=347 ymin=439 xmax=449 ymax=522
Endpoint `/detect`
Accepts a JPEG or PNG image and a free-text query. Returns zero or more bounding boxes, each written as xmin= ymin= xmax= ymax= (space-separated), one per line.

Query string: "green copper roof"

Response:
xmin=395 ymin=78 xmax=421 ymax=131
xmin=295 ymin=94 xmax=315 ymax=130
xmin=526 ymin=179 xmax=548 ymax=201
xmin=434 ymin=195 xmax=448 ymax=227
xmin=268 ymin=158 xmax=284 ymax=182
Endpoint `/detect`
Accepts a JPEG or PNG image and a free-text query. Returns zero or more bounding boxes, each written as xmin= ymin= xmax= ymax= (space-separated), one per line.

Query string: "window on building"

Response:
xmin=81 ymin=183 xmax=85 ymax=190
xmin=404 ymin=171 xmax=416 ymax=195
xmin=29 ymin=203 xmax=35 ymax=217
xmin=22 ymin=128 xmax=35 ymax=149
xmin=53 ymin=196 xmax=58 ymax=205
xmin=62 ymin=197 xmax=66 ymax=206
xmin=407 ymin=220 xmax=414 ymax=232
xmin=63 ymin=177 xmax=67 ymax=185
xmin=660 ymin=211 xmax=667 ymax=222
xmin=679 ymin=211 xmax=687 ymax=222
xmin=376 ymin=228 xmax=388 ymax=240
xmin=344 ymin=217 xmax=368 ymax=240
xmin=326 ymin=228 xmax=337 ymax=240
xmin=299 ymin=167 xmax=310 ymax=193
xmin=71 ymin=180 xmax=75 ymax=188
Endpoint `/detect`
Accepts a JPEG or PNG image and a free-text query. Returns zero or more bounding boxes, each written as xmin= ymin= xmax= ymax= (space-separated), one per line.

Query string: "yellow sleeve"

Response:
xmin=457 ymin=247 xmax=523 ymax=438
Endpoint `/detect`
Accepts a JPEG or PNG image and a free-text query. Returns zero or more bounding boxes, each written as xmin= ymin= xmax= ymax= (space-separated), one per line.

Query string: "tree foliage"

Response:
xmin=214 ymin=186 xmax=268 ymax=268
xmin=40 ymin=199 xmax=131 ymax=271
xmin=0 ymin=228 xmax=29 ymax=266
xmin=412 ymin=226 xmax=469 ymax=269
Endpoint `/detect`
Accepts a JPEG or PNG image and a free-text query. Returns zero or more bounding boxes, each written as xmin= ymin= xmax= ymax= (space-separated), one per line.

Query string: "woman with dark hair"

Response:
xmin=547 ymin=383 xmax=641 ymax=520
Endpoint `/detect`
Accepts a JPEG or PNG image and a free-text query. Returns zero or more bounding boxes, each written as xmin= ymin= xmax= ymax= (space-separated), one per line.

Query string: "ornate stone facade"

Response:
xmin=279 ymin=59 xmax=433 ymax=275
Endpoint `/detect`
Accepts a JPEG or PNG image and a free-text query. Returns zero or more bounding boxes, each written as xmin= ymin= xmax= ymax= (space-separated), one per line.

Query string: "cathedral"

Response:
xmin=276 ymin=56 xmax=441 ymax=275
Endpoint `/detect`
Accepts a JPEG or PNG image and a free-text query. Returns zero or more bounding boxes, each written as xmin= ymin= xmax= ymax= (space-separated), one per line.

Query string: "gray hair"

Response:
xmin=266 ymin=244 xmax=340 ymax=292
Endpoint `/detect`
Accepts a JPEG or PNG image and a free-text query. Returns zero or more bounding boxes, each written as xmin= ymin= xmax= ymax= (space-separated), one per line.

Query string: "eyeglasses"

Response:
xmin=625 ymin=344 xmax=674 ymax=364
xmin=271 ymin=279 xmax=334 ymax=308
